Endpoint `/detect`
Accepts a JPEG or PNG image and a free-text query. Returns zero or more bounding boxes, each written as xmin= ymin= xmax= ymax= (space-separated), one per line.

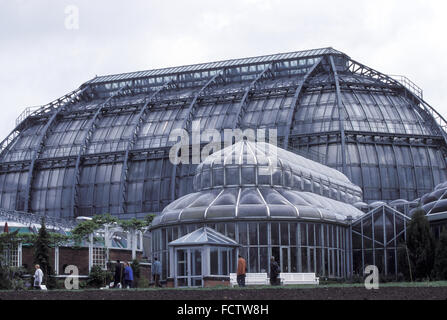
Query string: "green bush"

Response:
xmin=137 ymin=276 xmax=151 ymax=288
xmin=131 ymin=259 xmax=141 ymax=287
xmin=435 ymin=228 xmax=447 ymax=280
xmin=88 ymin=265 xmax=113 ymax=288
xmin=0 ymin=265 xmax=27 ymax=290
xmin=406 ymin=209 xmax=436 ymax=280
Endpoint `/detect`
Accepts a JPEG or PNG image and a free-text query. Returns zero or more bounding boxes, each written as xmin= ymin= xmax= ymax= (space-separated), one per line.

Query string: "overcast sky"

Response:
xmin=0 ymin=0 xmax=446 ymax=140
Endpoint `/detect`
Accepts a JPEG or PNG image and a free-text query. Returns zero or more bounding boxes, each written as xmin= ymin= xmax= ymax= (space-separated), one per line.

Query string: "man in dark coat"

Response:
xmin=270 ymin=256 xmax=280 ymax=285
xmin=152 ymin=257 xmax=162 ymax=288
xmin=114 ymin=260 xmax=122 ymax=288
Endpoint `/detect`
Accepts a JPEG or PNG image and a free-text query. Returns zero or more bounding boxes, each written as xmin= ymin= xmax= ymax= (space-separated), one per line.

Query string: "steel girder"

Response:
xmin=283 ymin=57 xmax=324 ymax=149
xmin=70 ymin=86 xmax=128 ymax=218
xmin=181 ymin=71 xmax=225 ymax=134
xmin=170 ymin=71 xmax=225 ymax=202
xmin=348 ymin=58 xmax=447 ymax=151
xmin=23 ymin=86 xmax=91 ymax=213
xmin=0 ymin=207 xmax=76 ymax=231
xmin=232 ymin=63 xmax=274 ymax=130
xmin=0 ymin=88 xmax=89 ymax=160
xmin=329 ymin=55 xmax=348 ymax=175
xmin=118 ymin=78 xmax=177 ymax=215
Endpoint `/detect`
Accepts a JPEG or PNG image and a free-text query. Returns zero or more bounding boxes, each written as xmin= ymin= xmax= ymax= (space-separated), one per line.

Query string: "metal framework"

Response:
xmin=0 ymin=47 xmax=446 ymax=218
xmin=232 ymin=63 xmax=274 ymax=130
xmin=0 ymin=88 xmax=90 ymax=159
xmin=23 ymin=86 xmax=91 ymax=212
xmin=351 ymin=205 xmax=411 ymax=276
xmin=118 ymin=79 xmax=177 ymax=214
xmin=170 ymin=71 xmax=225 ymax=201
xmin=330 ymin=55 xmax=348 ymax=175
xmin=347 ymin=58 xmax=447 ymax=149
xmin=283 ymin=57 xmax=323 ymax=149
xmin=0 ymin=207 xmax=76 ymax=232
xmin=70 ymin=86 xmax=128 ymax=217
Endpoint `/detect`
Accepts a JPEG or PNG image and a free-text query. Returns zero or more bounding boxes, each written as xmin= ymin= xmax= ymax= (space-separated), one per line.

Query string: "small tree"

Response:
xmin=434 ymin=228 xmax=447 ymax=280
xmin=131 ymin=259 xmax=141 ymax=288
xmin=406 ymin=209 xmax=436 ymax=280
xmin=34 ymin=218 xmax=56 ymax=288
xmin=87 ymin=265 xmax=112 ymax=288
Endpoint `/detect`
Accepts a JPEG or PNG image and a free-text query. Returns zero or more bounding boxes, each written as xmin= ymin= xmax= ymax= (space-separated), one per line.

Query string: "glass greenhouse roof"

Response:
xmin=2 ymin=47 xmax=447 ymax=221
xmin=87 ymin=47 xmax=344 ymax=85
xmin=420 ymin=181 xmax=447 ymax=219
xmin=153 ymin=141 xmax=365 ymax=228
xmin=196 ymin=141 xmax=362 ymax=204
xmin=153 ymin=186 xmax=365 ymax=227
xmin=168 ymin=227 xmax=240 ymax=247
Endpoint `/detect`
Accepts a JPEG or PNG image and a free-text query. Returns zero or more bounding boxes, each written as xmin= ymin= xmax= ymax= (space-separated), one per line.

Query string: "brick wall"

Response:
xmin=21 ymin=245 xmax=144 ymax=276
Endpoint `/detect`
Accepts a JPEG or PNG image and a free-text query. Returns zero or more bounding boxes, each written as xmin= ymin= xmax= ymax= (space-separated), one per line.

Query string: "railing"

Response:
xmin=0 ymin=208 xmax=77 ymax=232
xmin=390 ymin=75 xmax=423 ymax=100
xmin=15 ymin=106 xmax=44 ymax=127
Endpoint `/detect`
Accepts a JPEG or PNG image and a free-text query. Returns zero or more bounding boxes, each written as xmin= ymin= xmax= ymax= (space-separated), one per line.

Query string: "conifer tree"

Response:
xmin=34 ymin=218 xmax=55 ymax=288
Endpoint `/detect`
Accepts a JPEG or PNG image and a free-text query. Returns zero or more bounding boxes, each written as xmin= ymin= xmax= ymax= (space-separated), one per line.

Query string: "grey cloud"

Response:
xmin=0 ymin=0 xmax=446 ymax=139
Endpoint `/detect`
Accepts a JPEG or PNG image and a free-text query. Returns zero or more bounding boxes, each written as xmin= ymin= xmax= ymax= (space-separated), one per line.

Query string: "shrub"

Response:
xmin=130 ymin=259 xmax=141 ymax=287
xmin=88 ymin=265 xmax=113 ymax=288
xmin=406 ymin=209 xmax=436 ymax=280
xmin=137 ymin=276 xmax=151 ymax=288
xmin=434 ymin=228 xmax=447 ymax=280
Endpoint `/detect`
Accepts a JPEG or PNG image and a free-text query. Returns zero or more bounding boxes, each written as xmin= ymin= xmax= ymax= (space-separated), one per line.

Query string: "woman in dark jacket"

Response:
xmin=123 ymin=262 xmax=134 ymax=289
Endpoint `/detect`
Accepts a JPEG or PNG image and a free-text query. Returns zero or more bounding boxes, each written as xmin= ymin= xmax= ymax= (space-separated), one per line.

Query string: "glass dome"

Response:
xmin=419 ymin=181 xmax=447 ymax=215
xmin=194 ymin=141 xmax=362 ymax=204
xmin=153 ymin=141 xmax=364 ymax=228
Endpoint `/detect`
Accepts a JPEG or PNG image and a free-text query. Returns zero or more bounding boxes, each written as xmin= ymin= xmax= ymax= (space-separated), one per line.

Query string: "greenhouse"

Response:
xmin=1 ymin=47 xmax=447 ymax=283
xmin=150 ymin=141 xmax=365 ymax=282
xmin=0 ymin=47 xmax=446 ymax=220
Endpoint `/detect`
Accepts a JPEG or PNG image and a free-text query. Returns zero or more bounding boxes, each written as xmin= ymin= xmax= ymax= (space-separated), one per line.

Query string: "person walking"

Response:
xmin=237 ymin=254 xmax=246 ymax=287
xmin=270 ymin=256 xmax=280 ymax=286
xmin=123 ymin=261 xmax=134 ymax=289
xmin=152 ymin=257 xmax=162 ymax=288
xmin=114 ymin=260 xmax=123 ymax=288
xmin=34 ymin=264 xmax=44 ymax=289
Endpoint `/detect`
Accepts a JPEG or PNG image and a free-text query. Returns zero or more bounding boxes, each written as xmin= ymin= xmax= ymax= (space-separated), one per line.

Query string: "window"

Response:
xmin=92 ymin=247 xmax=107 ymax=269
xmin=3 ymin=244 xmax=20 ymax=267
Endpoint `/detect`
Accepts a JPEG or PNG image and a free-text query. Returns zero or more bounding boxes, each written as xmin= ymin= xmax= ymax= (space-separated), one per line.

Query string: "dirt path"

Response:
xmin=1 ymin=286 xmax=447 ymax=300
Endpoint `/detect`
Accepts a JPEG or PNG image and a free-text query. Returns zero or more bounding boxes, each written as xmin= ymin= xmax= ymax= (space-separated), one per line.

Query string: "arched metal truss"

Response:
xmin=0 ymin=88 xmax=90 ymax=159
xmin=283 ymin=57 xmax=324 ymax=149
xmin=232 ymin=63 xmax=274 ymax=130
xmin=118 ymin=78 xmax=178 ymax=214
xmin=170 ymin=71 xmax=226 ymax=202
xmin=347 ymin=58 xmax=447 ymax=150
xmin=330 ymin=55 xmax=348 ymax=175
xmin=23 ymin=86 xmax=92 ymax=212
xmin=70 ymin=86 xmax=129 ymax=217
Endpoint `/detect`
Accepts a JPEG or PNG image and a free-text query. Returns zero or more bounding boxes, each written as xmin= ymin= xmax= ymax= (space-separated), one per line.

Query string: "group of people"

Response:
xmin=112 ymin=260 xmax=135 ymax=289
xmin=236 ymin=255 xmax=281 ymax=287
xmin=34 ymin=255 xmax=282 ymax=289
xmin=113 ymin=258 xmax=162 ymax=289
xmin=33 ymin=258 xmax=163 ymax=290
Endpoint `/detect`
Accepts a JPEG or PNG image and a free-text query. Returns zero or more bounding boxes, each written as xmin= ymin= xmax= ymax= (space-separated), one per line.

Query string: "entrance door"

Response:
xmin=190 ymin=249 xmax=202 ymax=287
xmin=176 ymin=249 xmax=189 ymax=287
xmin=175 ymin=248 xmax=203 ymax=287
xmin=280 ymin=247 xmax=290 ymax=273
